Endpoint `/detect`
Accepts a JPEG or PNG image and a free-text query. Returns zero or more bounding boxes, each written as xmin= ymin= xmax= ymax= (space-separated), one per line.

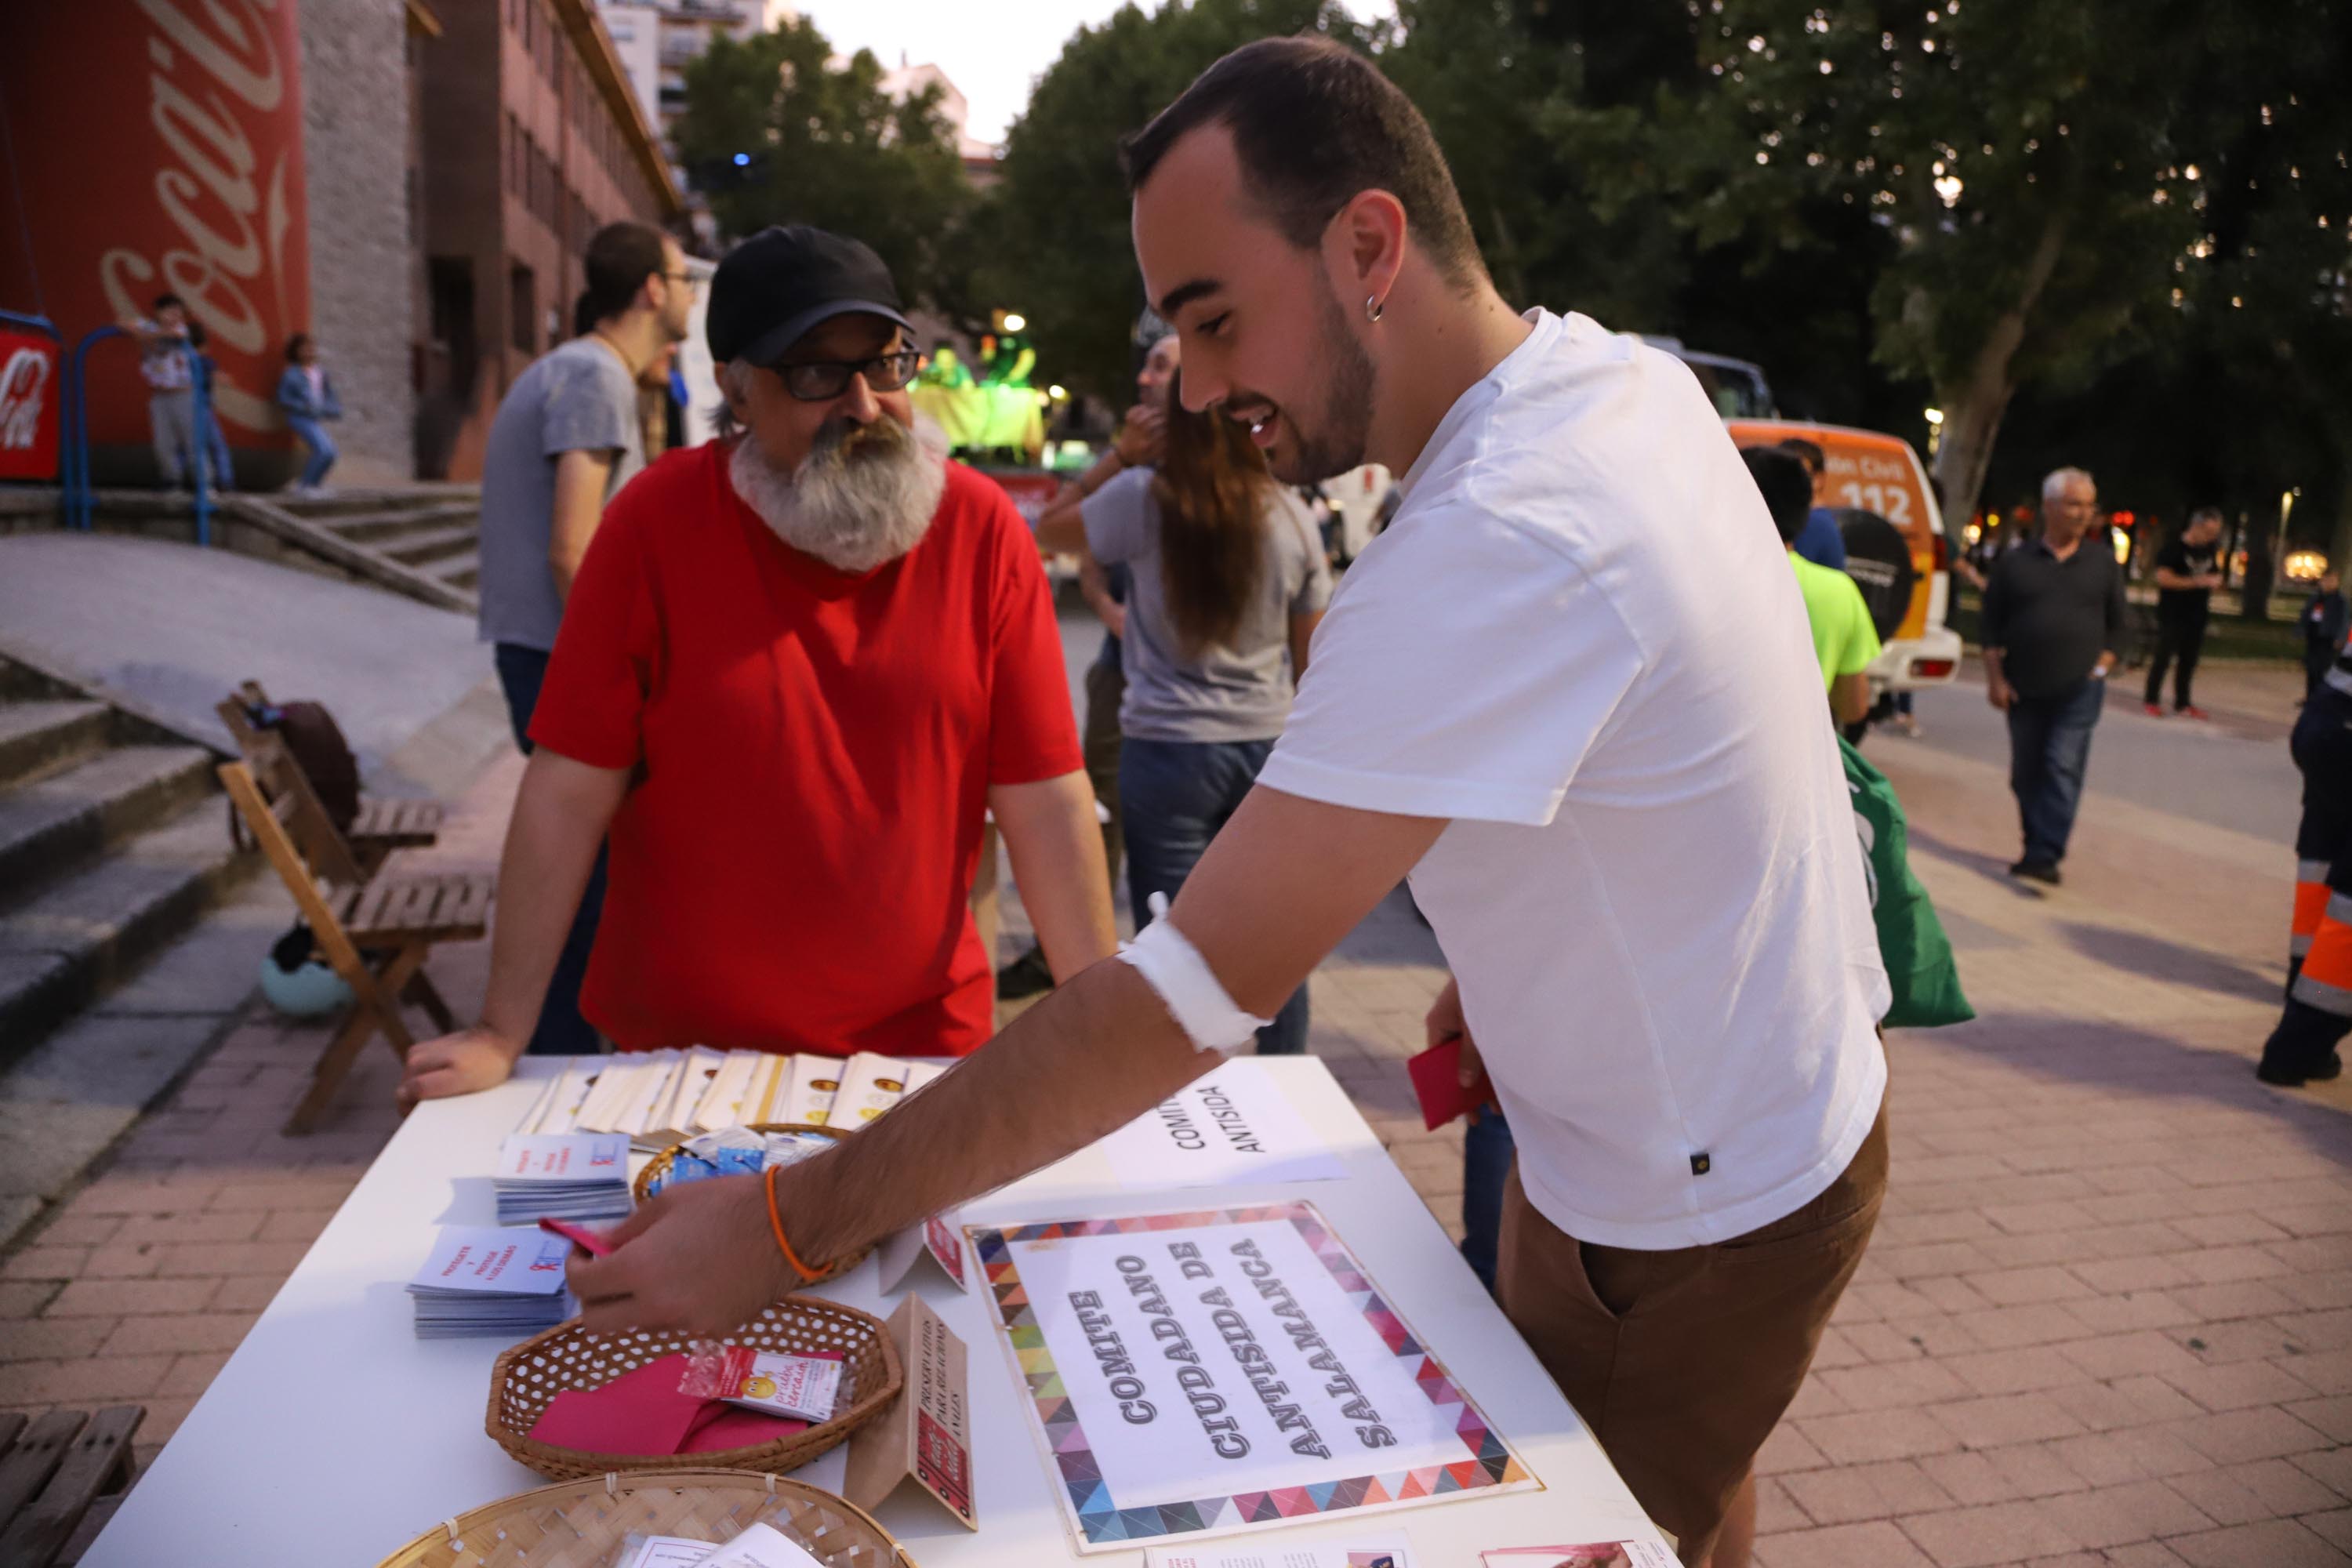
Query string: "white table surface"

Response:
xmin=86 ymin=1057 xmax=1658 ymax=1566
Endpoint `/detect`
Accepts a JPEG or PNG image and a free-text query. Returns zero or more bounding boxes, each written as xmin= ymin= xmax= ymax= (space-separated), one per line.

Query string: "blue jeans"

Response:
xmin=1119 ymin=735 xmax=1308 ymax=1054
xmin=1461 ymin=1105 xmax=1515 ymax=1298
xmin=495 ymin=643 xmax=608 ymax=1057
xmin=286 ymin=414 xmax=337 ymax=488
xmin=2005 ymin=677 xmax=2104 ymax=865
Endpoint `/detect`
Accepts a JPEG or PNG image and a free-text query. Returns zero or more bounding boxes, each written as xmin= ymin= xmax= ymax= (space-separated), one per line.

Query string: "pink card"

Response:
xmin=1407 ymin=1036 xmax=1493 ymax=1132
xmin=538 ymin=1217 xmax=615 ymax=1257
xmin=678 ymin=1404 xmax=810 ymax=1453
xmin=526 ymin=1354 xmax=704 ymax=1456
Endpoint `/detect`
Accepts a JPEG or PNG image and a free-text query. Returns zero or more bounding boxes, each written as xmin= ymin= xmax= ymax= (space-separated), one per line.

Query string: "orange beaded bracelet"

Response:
xmin=764 ymin=1163 xmax=827 ymax=1285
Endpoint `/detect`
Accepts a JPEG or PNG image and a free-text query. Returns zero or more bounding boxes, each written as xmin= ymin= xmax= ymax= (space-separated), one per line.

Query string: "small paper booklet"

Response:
xmin=406 ymin=1225 xmax=572 ymax=1339
xmin=493 ymin=1133 xmax=631 ymax=1224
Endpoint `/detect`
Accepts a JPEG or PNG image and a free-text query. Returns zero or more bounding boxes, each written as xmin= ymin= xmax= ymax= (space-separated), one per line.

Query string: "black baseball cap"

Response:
xmin=706 ymin=225 xmax=913 ymax=367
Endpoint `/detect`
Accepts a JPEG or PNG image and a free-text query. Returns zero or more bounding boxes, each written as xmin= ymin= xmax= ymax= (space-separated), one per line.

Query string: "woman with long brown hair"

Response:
xmin=1038 ymin=367 xmax=1331 ymax=1052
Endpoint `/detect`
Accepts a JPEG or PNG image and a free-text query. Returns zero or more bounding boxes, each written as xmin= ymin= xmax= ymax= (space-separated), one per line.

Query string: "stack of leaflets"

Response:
xmin=493 ymin=1132 xmax=632 ymax=1225
xmin=514 ymin=1051 xmax=953 ymax=1144
xmin=408 ymin=1225 xmax=574 ymax=1339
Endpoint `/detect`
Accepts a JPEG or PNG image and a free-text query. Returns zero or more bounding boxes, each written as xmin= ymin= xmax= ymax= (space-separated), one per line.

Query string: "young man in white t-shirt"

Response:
xmin=572 ymin=38 xmax=1888 ymax=1567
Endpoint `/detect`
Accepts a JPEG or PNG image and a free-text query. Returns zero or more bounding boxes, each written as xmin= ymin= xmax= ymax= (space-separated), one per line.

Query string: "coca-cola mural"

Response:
xmin=0 ymin=0 xmax=310 ymax=477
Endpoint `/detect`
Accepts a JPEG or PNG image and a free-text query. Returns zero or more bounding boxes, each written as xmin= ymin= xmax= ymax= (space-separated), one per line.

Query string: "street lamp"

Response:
xmin=1002 ymin=313 xmax=1028 ymax=333
xmin=1923 ymin=406 xmax=1944 ymax=457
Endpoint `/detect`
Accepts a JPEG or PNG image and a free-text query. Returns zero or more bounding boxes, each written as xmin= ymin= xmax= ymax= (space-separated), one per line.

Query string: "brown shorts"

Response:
xmin=1498 ymin=1105 xmax=1888 ymax=1565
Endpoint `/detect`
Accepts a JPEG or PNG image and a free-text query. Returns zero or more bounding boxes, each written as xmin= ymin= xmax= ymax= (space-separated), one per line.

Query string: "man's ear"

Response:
xmin=1330 ymin=188 xmax=1407 ymax=304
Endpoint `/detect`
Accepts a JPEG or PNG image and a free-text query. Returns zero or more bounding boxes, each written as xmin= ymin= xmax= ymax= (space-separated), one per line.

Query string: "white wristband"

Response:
xmin=1116 ymin=895 xmax=1271 ymax=1054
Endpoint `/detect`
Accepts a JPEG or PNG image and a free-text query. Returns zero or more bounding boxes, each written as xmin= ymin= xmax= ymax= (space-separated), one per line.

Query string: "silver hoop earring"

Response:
xmin=1365 ymin=294 xmax=1385 ymax=324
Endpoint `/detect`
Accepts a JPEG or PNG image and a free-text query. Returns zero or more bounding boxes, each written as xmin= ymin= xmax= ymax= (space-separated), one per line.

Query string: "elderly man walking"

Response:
xmin=1981 ymin=467 xmax=2126 ymax=886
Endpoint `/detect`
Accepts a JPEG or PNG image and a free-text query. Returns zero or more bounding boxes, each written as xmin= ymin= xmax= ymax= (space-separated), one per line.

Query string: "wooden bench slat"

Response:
xmin=0 ymin=1411 xmax=85 ymax=1526
xmin=0 ymin=1406 xmax=143 ymax=1568
xmin=0 ymin=1414 xmax=27 ymax=1461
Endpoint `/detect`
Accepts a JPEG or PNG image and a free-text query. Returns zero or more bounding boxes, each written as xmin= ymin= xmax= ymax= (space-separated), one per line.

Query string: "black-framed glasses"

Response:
xmin=771 ymin=348 xmax=921 ymax=401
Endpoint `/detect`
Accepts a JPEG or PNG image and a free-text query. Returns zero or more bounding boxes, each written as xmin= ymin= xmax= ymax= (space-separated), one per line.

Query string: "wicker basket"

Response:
xmin=488 ymin=1297 xmax=902 ymax=1482
xmin=376 ymin=1468 xmax=915 ymax=1567
xmin=633 ymin=1124 xmax=870 ymax=1280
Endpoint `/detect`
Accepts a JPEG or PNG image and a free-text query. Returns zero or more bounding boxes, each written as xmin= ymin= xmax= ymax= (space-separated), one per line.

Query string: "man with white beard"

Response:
xmin=401 ymin=227 xmax=1116 ymax=1098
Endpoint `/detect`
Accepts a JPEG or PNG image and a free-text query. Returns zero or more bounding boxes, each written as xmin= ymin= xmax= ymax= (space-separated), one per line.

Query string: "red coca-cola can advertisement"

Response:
xmin=0 ymin=318 xmax=61 ymax=482
xmin=0 ymin=0 xmax=310 ymax=481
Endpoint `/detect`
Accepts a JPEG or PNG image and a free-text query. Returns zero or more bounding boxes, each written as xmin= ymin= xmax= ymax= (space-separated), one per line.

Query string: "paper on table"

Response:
xmin=568 ymin=1058 xmax=646 ymax=1134
xmin=826 ymin=1051 xmax=909 ymax=1124
xmin=901 ymin=1060 xmax=947 ymax=1097
xmin=651 ymin=1047 xmax=726 ymax=1142
xmin=624 ymin=1538 xmax=728 ymax=1568
xmin=615 ymin=1049 xmax=684 ymax=1139
xmin=746 ymin=1053 xmax=793 ymax=1123
xmin=523 ymin=1062 xmax=597 ymax=1134
xmin=693 ymin=1053 xmax=762 ymax=1132
xmin=1145 ymin=1534 xmax=1412 ymax=1568
xmin=1092 ymin=1058 xmax=1347 ymax=1190
xmin=1479 ymin=1544 xmax=1678 ymax=1568
xmin=780 ymin=1054 xmax=843 ymax=1125
xmin=969 ymin=1201 xmax=1535 ymax=1552
xmin=684 ymin=1523 xmax=828 ymax=1568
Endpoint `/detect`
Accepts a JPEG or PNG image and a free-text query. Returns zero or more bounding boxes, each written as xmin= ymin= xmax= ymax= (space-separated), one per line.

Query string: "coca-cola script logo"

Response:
xmin=0 ymin=348 xmax=51 ymax=451
xmin=96 ymin=0 xmax=297 ymax=434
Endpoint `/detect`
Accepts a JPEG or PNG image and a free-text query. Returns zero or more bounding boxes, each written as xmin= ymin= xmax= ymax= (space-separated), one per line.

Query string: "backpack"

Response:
xmin=252 ymin=699 xmax=361 ymax=834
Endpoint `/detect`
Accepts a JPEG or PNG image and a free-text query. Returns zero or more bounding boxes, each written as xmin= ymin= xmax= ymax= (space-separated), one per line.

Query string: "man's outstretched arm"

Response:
xmin=568 ymin=786 xmax=1447 ymax=1334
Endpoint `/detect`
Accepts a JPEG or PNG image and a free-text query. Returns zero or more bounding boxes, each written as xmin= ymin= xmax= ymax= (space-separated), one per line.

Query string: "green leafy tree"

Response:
xmin=1632 ymin=0 xmax=2299 ymax=532
xmin=977 ymin=0 xmax=1372 ymax=404
xmin=674 ymin=17 xmax=973 ymax=310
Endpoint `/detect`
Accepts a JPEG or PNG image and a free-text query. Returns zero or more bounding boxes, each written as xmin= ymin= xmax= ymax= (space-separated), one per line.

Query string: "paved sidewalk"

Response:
xmin=2 ymin=670 xmax=2348 ymax=1565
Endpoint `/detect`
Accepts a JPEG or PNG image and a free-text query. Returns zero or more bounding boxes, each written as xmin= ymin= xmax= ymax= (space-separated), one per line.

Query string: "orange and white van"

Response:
xmin=1727 ymin=419 xmax=1963 ymax=694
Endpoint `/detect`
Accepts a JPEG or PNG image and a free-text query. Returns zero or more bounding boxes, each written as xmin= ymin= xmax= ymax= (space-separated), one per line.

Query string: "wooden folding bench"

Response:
xmin=219 ymin=757 xmax=493 ymax=1134
xmin=216 ymin=680 xmax=444 ymax=873
xmin=0 ymin=1406 xmax=143 ymax=1566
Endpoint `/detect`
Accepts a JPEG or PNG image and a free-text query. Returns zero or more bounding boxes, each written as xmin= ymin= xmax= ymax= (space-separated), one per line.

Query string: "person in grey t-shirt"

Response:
xmin=1037 ymin=366 xmax=1331 ymax=1054
xmin=475 ymin=220 xmax=691 ymax=1054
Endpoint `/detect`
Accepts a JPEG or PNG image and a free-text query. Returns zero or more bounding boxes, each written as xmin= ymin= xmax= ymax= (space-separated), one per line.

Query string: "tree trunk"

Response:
xmin=1930 ymin=210 xmax=2071 ymax=531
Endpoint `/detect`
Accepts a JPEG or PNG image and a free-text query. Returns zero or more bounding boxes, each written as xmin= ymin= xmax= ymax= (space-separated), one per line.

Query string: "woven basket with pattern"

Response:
xmin=376 ymin=1468 xmax=914 ymax=1567
xmin=487 ymin=1297 xmax=902 ymax=1482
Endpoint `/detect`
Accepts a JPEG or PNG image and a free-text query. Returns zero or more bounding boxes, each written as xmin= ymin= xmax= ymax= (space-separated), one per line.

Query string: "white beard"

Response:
xmin=729 ymin=414 xmax=949 ymax=573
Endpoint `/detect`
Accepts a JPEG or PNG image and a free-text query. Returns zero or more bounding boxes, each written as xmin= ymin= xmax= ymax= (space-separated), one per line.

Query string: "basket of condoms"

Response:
xmin=635 ymin=1125 xmax=870 ymax=1279
xmin=486 ymin=1296 xmax=903 ymax=1481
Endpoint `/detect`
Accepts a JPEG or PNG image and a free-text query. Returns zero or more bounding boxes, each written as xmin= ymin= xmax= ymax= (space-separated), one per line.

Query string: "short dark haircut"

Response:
xmin=2188 ymin=505 xmax=2224 ymax=529
xmin=572 ymin=289 xmax=597 ymax=339
xmin=1744 ymin=446 xmax=1817 ymax=546
xmin=284 ymin=332 xmax=310 ymax=363
xmin=1778 ymin=437 xmax=1826 ymax=478
xmin=1121 ymin=37 xmax=1483 ymax=289
xmin=152 ymin=292 xmax=183 ymax=313
xmin=582 ymin=222 xmax=670 ymax=325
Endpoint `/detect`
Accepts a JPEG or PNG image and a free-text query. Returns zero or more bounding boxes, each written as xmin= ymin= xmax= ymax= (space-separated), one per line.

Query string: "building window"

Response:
xmin=511 ymin=263 xmax=537 ymax=354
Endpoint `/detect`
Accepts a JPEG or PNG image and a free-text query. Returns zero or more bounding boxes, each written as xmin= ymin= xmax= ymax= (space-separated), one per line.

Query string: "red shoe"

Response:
xmin=2178 ymin=706 xmax=2211 ymax=720
xmin=2143 ymin=703 xmax=2165 ymax=717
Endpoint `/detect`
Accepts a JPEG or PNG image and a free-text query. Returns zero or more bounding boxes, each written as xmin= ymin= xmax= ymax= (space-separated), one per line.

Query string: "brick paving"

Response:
xmin=2 ymin=667 xmax=2348 ymax=1565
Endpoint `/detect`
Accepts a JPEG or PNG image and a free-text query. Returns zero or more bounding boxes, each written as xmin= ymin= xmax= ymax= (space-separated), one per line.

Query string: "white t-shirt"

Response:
xmin=1259 ymin=309 xmax=1889 ymax=1250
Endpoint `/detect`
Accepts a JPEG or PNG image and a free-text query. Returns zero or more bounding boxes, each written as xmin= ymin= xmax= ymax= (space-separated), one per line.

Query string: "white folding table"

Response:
xmin=85 ymin=1056 xmax=1661 ymax=1566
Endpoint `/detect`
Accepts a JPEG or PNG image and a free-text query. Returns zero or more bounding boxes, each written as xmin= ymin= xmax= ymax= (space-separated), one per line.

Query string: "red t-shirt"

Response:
xmin=529 ymin=440 xmax=1081 ymax=1057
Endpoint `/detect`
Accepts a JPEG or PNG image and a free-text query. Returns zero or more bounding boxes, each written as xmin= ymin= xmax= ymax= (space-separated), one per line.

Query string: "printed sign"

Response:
xmin=879 ymin=1212 xmax=971 ymax=1295
xmin=1093 ymin=1059 xmax=1348 ymax=1191
xmin=845 ymin=1295 xmax=977 ymax=1529
xmin=971 ymin=1202 xmax=1534 ymax=1552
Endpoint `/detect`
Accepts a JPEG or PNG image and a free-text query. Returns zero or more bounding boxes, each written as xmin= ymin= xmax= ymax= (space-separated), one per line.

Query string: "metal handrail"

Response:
xmin=61 ymin=325 xmax=211 ymax=546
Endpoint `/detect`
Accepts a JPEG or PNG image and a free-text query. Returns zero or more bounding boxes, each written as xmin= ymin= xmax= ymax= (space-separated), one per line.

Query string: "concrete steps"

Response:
xmin=0 ymin=701 xmax=111 ymax=788
xmin=383 ymin=521 xmax=480 ymax=568
xmin=0 ymin=660 xmax=257 ymax=1074
xmin=316 ymin=501 xmax=479 ymax=544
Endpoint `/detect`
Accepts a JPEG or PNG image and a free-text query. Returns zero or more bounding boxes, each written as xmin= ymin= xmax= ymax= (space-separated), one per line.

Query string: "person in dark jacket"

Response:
xmin=1980 ymin=466 xmax=2126 ymax=886
xmin=275 ymin=332 xmax=343 ymax=493
xmin=2301 ymin=571 xmax=2347 ymax=701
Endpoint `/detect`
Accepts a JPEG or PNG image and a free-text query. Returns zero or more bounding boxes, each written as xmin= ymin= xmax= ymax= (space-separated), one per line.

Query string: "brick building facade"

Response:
xmin=416 ymin=0 xmax=682 ymax=478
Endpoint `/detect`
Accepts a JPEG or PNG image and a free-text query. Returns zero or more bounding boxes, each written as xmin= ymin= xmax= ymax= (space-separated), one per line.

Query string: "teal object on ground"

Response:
xmin=259 ymin=954 xmax=353 ymax=1018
